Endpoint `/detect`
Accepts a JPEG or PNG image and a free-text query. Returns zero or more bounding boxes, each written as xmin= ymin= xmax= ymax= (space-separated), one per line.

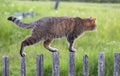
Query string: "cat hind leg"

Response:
xmin=43 ymin=39 xmax=57 ymax=52
xmin=20 ymin=36 xmax=39 ymax=57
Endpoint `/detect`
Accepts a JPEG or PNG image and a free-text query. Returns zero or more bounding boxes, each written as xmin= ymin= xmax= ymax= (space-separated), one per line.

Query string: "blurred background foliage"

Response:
xmin=24 ymin=0 xmax=120 ymax=3
xmin=0 ymin=0 xmax=120 ymax=76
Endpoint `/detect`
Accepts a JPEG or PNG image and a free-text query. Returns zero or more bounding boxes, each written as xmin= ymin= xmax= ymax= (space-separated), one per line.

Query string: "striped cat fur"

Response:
xmin=8 ymin=16 xmax=96 ymax=57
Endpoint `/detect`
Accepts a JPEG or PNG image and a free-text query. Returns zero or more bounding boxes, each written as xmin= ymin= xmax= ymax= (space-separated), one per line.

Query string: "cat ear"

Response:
xmin=90 ymin=18 xmax=96 ymax=24
xmin=92 ymin=18 xmax=96 ymax=21
xmin=89 ymin=17 xmax=96 ymax=20
xmin=89 ymin=17 xmax=96 ymax=21
xmin=89 ymin=17 xmax=92 ymax=19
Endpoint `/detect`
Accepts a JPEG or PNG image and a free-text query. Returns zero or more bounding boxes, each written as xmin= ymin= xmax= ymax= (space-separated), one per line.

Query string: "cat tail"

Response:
xmin=7 ymin=16 xmax=34 ymax=29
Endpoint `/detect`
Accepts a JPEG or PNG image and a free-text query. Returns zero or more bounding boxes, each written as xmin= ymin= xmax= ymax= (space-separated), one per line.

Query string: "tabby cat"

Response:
xmin=8 ymin=16 xmax=96 ymax=57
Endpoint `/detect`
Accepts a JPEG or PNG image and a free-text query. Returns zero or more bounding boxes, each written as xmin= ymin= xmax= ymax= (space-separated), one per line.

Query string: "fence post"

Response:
xmin=98 ymin=52 xmax=105 ymax=76
xmin=68 ymin=52 xmax=75 ymax=76
xmin=36 ymin=54 xmax=44 ymax=76
xmin=52 ymin=52 xmax=60 ymax=76
xmin=83 ymin=54 xmax=89 ymax=76
xmin=114 ymin=52 xmax=120 ymax=76
xmin=20 ymin=57 xmax=26 ymax=76
xmin=2 ymin=56 xmax=9 ymax=76
xmin=54 ymin=0 xmax=59 ymax=10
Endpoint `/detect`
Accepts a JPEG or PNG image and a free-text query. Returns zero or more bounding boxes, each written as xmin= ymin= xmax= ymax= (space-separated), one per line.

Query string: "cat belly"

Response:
xmin=53 ymin=33 xmax=66 ymax=38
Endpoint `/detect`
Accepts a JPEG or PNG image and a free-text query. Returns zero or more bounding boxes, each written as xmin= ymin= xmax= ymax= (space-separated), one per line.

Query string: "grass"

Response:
xmin=0 ymin=1 xmax=120 ymax=76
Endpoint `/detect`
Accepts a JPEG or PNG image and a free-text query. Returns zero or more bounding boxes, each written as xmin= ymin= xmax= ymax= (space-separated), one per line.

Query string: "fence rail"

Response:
xmin=2 ymin=52 xmax=120 ymax=76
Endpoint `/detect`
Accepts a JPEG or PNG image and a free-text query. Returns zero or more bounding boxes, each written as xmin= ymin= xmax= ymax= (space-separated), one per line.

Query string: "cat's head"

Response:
xmin=83 ymin=17 xmax=96 ymax=31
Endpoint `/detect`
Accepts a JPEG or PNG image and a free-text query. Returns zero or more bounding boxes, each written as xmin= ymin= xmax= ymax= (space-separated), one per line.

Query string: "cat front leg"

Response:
xmin=43 ymin=39 xmax=58 ymax=52
xmin=67 ymin=36 xmax=76 ymax=52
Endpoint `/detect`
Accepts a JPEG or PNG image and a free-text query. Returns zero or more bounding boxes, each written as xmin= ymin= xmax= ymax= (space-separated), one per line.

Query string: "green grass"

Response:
xmin=0 ymin=1 xmax=120 ymax=76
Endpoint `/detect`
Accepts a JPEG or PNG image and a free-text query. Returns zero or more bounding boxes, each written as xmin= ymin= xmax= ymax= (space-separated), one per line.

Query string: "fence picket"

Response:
xmin=20 ymin=57 xmax=26 ymax=76
xmin=68 ymin=52 xmax=75 ymax=76
xmin=52 ymin=52 xmax=60 ymax=76
xmin=83 ymin=54 xmax=89 ymax=76
xmin=36 ymin=54 xmax=44 ymax=76
xmin=2 ymin=56 xmax=9 ymax=76
xmin=114 ymin=52 xmax=120 ymax=76
xmin=2 ymin=52 xmax=120 ymax=76
xmin=98 ymin=52 xmax=105 ymax=76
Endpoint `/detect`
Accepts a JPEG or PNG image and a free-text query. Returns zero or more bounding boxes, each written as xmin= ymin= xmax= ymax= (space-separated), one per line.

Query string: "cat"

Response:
xmin=8 ymin=16 xmax=96 ymax=57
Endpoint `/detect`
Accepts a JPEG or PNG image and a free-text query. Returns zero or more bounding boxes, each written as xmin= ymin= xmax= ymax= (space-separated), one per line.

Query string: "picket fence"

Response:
xmin=2 ymin=52 xmax=120 ymax=76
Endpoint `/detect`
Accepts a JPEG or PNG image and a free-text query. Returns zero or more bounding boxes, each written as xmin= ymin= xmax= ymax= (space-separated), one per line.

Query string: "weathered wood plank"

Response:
xmin=83 ymin=54 xmax=89 ymax=76
xmin=98 ymin=52 xmax=105 ymax=76
xmin=20 ymin=57 xmax=26 ymax=76
xmin=114 ymin=52 xmax=120 ymax=76
xmin=68 ymin=52 xmax=75 ymax=76
xmin=52 ymin=52 xmax=60 ymax=76
xmin=36 ymin=54 xmax=44 ymax=76
xmin=2 ymin=56 xmax=9 ymax=76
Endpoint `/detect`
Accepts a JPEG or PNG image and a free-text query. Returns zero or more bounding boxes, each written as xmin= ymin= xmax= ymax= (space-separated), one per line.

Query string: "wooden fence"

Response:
xmin=2 ymin=52 xmax=120 ymax=76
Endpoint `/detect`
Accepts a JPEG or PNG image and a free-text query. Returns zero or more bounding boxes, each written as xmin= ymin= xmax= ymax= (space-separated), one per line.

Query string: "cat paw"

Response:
xmin=20 ymin=52 xmax=26 ymax=57
xmin=49 ymin=48 xmax=58 ymax=52
xmin=69 ymin=48 xmax=76 ymax=52
xmin=52 ymin=49 xmax=58 ymax=52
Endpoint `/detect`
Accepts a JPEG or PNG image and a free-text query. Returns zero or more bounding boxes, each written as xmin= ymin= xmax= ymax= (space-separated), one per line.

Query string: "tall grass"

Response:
xmin=0 ymin=1 xmax=120 ymax=76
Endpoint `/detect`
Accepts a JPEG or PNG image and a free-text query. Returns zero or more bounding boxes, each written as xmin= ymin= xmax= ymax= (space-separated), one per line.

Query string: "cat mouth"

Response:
xmin=92 ymin=27 xmax=96 ymax=30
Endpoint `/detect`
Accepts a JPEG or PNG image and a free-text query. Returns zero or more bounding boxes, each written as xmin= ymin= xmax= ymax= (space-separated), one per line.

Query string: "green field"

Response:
xmin=0 ymin=1 xmax=120 ymax=76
